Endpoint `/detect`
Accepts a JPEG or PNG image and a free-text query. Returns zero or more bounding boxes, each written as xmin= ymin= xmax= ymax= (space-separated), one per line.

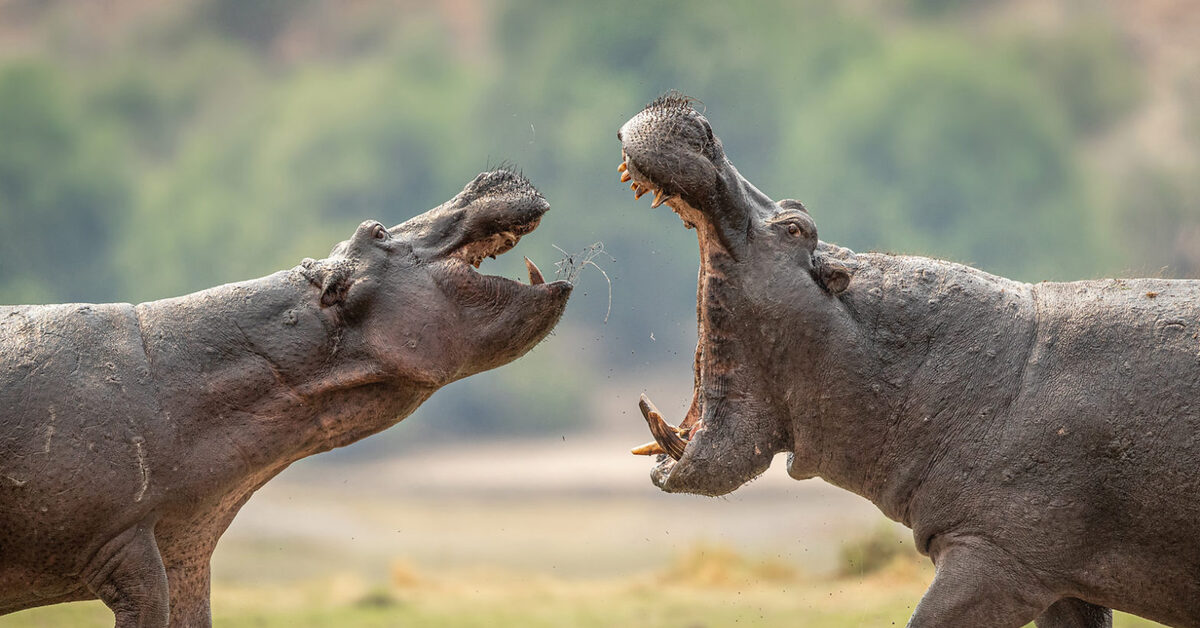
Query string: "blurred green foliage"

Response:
xmin=1 ymin=0 xmax=1193 ymax=443
xmin=778 ymin=34 xmax=1096 ymax=280
xmin=1015 ymin=23 xmax=1142 ymax=138
xmin=0 ymin=63 xmax=132 ymax=303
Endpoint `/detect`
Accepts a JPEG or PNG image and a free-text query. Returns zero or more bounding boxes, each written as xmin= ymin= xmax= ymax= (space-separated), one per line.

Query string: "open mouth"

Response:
xmin=619 ymin=149 xmax=724 ymax=464
xmin=427 ymin=168 xmax=572 ymax=299
xmin=447 ymin=215 xmax=551 ymax=289
xmin=616 ymin=96 xmax=786 ymax=495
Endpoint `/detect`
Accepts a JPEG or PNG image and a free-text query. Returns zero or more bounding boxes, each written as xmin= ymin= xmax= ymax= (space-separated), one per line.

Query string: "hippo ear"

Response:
xmin=319 ymin=266 xmax=353 ymax=307
xmin=300 ymin=258 xmax=356 ymax=308
xmin=812 ymin=254 xmax=851 ymax=295
xmin=778 ymin=199 xmax=808 ymax=213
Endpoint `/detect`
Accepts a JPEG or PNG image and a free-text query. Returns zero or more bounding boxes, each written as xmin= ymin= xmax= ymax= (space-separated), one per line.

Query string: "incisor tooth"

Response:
xmin=631 ymin=441 xmax=666 ymax=456
xmin=651 ymin=190 xmax=666 ymax=208
xmin=621 ymin=172 xmax=631 ymax=183
xmin=618 ymin=163 xmax=627 ymax=172
xmin=634 ymin=187 xmax=647 ymax=200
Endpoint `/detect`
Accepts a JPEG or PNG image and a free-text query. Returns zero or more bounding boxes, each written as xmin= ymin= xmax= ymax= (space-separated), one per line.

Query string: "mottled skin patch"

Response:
xmin=0 ymin=170 xmax=571 ymax=627
xmin=619 ymin=94 xmax=1200 ymax=628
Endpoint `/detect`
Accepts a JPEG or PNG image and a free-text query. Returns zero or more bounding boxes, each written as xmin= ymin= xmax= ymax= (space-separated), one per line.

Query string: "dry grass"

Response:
xmin=2 ymin=552 xmax=1166 ymax=628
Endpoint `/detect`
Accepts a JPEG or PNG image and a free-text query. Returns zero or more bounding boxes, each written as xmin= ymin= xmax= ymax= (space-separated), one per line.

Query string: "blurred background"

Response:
xmin=1 ymin=0 xmax=1196 ymax=625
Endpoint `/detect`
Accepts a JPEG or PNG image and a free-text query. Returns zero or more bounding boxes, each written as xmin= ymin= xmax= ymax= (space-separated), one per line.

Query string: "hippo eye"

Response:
xmin=787 ymin=223 xmax=801 ymax=237
xmin=373 ymin=224 xmax=388 ymax=240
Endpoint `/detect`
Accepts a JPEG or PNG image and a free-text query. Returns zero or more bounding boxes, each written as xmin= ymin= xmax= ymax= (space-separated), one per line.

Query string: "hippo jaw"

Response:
xmin=619 ymin=94 xmax=792 ymax=496
xmin=413 ymin=169 xmax=573 ymax=379
xmin=313 ymin=169 xmax=572 ymax=389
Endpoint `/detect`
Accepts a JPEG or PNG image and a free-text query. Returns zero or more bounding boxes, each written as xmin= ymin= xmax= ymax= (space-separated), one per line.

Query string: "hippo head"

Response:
xmin=618 ymin=94 xmax=851 ymax=496
xmin=302 ymin=169 xmax=572 ymax=388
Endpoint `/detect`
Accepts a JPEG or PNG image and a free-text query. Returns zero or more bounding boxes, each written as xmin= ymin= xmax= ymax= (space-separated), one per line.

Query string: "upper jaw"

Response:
xmin=616 ymin=94 xmax=722 ymax=209
xmin=398 ymin=171 xmax=565 ymax=295
xmin=437 ymin=192 xmax=549 ymax=263
xmin=617 ymin=111 xmax=775 ymax=258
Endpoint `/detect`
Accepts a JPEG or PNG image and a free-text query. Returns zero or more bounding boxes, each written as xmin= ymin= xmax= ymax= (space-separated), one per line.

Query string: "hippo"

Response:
xmin=619 ymin=93 xmax=1200 ymax=628
xmin=0 ymin=169 xmax=571 ymax=627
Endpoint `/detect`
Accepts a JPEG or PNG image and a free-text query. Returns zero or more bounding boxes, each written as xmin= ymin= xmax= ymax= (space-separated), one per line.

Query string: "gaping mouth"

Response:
xmin=447 ymin=215 xmax=552 ymax=290
xmin=616 ymin=97 xmax=788 ymax=495
xmin=618 ymin=149 xmax=725 ymax=464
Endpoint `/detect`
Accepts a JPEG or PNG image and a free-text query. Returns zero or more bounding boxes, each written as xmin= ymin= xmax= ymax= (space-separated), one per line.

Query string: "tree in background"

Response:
xmin=0 ymin=63 xmax=132 ymax=304
xmin=0 ymin=0 xmax=1193 ymax=444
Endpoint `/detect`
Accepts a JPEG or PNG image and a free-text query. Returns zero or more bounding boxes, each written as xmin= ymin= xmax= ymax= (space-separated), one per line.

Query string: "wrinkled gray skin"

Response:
xmin=619 ymin=94 xmax=1200 ymax=628
xmin=0 ymin=170 xmax=571 ymax=627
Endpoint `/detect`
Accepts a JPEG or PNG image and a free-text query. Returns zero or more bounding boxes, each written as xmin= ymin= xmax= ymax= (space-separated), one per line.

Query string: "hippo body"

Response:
xmin=0 ymin=282 xmax=368 ymax=617
xmin=829 ymin=254 xmax=1200 ymax=625
xmin=0 ymin=170 xmax=571 ymax=627
xmin=618 ymin=94 xmax=1200 ymax=627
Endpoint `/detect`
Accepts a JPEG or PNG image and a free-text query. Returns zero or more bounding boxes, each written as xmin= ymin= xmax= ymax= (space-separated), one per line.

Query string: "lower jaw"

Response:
xmin=649 ymin=455 xmax=677 ymax=490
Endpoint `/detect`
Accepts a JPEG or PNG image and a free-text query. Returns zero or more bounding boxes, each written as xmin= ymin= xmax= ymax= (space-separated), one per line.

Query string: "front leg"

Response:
xmin=84 ymin=520 xmax=169 ymax=628
xmin=1035 ymin=598 xmax=1112 ymax=628
xmin=907 ymin=537 xmax=1052 ymax=628
xmin=155 ymin=497 xmax=248 ymax=627
xmin=166 ymin=556 xmax=212 ymax=628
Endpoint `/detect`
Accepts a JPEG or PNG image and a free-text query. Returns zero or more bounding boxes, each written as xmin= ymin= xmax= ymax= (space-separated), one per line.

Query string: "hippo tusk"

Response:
xmin=638 ymin=393 xmax=687 ymax=460
xmin=524 ymin=257 xmax=545 ymax=285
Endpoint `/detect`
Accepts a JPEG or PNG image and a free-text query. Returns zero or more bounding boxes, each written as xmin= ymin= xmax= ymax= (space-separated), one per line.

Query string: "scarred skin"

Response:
xmin=619 ymin=94 xmax=1200 ymax=628
xmin=0 ymin=170 xmax=571 ymax=627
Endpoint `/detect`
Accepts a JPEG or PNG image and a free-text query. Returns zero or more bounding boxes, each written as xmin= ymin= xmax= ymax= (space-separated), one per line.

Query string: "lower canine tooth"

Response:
xmin=638 ymin=394 xmax=687 ymax=460
xmin=524 ymin=256 xmax=545 ymax=285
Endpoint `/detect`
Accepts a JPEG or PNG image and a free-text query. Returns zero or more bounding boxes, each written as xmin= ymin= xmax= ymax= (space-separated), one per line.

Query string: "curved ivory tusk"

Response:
xmin=638 ymin=393 xmax=687 ymax=460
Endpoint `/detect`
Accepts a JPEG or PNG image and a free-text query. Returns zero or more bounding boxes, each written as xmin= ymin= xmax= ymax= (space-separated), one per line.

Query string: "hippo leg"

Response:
xmin=906 ymin=540 xmax=1049 ymax=628
xmin=1035 ymin=598 xmax=1113 ymax=628
xmin=165 ymin=554 xmax=213 ymax=627
xmin=85 ymin=520 xmax=169 ymax=628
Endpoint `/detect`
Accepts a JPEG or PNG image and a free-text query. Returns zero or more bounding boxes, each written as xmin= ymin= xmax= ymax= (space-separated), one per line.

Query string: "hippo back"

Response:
xmin=0 ymin=304 xmax=162 ymax=607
